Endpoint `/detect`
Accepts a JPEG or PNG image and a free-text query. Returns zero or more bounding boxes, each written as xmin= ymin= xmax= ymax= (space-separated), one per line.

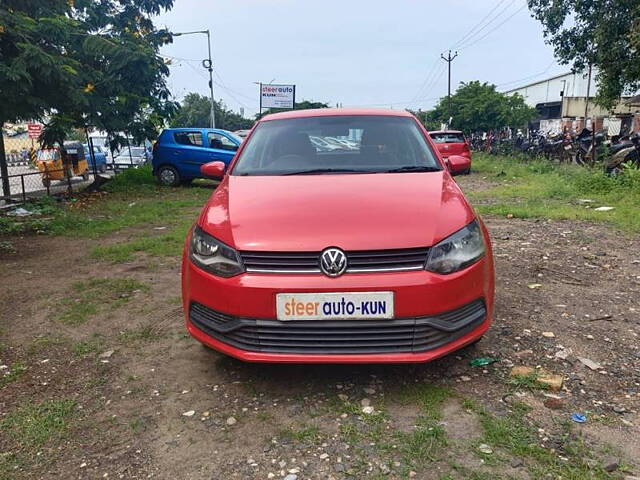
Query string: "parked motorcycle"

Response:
xmin=606 ymin=132 xmax=640 ymax=175
xmin=573 ymin=128 xmax=605 ymax=166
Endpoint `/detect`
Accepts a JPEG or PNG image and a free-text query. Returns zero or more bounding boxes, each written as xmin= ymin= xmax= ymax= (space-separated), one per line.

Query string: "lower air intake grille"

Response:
xmin=189 ymin=299 xmax=486 ymax=354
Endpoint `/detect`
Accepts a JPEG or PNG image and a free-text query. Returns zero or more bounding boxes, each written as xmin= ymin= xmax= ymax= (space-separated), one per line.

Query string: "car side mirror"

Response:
xmin=200 ymin=161 xmax=226 ymax=179
xmin=446 ymin=155 xmax=471 ymax=176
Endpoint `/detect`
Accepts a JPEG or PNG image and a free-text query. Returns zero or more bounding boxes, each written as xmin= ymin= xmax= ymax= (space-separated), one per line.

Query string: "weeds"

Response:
xmin=470 ymin=153 xmax=640 ymax=232
xmin=72 ymin=336 xmax=104 ymax=356
xmin=91 ymin=217 xmax=193 ymax=263
xmin=103 ymin=165 xmax=157 ymax=192
xmin=0 ymin=361 xmax=27 ymax=387
xmin=56 ymin=277 xmax=148 ymax=325
xmin=279 ymin=424 xmax=321 ymax=444
xmin=508 ymin=372 xmax=549 ymax=391
xmin=1 ymin=399 xmax=76 ymax=448
xmin=0 ymin=184 xmax=209 ymax=237
xmin=463 ymin=399 xmax=614 ymax=479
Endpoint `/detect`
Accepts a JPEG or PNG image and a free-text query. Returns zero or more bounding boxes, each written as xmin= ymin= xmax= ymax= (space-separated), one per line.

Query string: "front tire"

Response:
xmin=99 ymin=163 xmax=107 ymax=173
xmin=157 ymin=165 xmax=181 ymax=187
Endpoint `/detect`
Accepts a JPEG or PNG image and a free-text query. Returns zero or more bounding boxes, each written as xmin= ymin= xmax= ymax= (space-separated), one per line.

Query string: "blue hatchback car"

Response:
xmin=152 ymin=128 xmax=242 ymax=186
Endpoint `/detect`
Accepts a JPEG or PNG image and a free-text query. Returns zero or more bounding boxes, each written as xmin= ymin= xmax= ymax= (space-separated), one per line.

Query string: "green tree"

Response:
xmin=255 ymin=100 xmax=329 ymax=120
xmin=171 ymin=93 xmax=253 ymax=131
xmin=0 ymin=0 xmax=175 ymax=194
xmin=416 ymin=81 xmax=536 ymax=132
xmin=528 ymin=0 xmax=640 ymax=109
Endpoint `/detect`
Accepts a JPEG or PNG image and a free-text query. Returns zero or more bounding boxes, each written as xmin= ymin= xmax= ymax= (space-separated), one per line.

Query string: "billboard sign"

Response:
xmin=261 ymin=84 xmax=295 ymax=109
xmin=27 ymin=123 xmax=42 ymax=139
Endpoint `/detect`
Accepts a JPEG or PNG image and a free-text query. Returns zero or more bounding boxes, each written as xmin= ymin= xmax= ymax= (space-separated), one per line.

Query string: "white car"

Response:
xmin=112 ymin=147 xmax=149 ymax=170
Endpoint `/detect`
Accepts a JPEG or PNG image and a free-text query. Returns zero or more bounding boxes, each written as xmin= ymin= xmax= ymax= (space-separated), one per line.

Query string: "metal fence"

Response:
xmin=1 ymin=133 xmax=148 ymax=203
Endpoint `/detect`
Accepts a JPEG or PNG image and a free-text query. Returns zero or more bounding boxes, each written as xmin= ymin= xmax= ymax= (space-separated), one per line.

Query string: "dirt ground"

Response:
xmin=1 ymin=173 xmax=639 ymax=479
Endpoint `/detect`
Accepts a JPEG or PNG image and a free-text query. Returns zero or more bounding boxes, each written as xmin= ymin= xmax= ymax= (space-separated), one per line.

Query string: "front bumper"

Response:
xmin=182 ymin=250 xmax=494 ymax=363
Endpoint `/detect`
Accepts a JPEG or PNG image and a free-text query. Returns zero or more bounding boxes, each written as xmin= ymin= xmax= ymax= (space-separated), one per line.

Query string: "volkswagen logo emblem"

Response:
xmin=319 ymin=248 xmax=348 ymax=277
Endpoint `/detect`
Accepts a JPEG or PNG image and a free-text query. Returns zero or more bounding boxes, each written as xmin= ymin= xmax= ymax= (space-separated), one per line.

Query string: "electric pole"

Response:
xmin=441 ymin=50 xmax=458 ymax=127
xmin=584 ymin=63 xmax=592 ymax=126
xmin=173 ymin=30 xmax=216 ymax=128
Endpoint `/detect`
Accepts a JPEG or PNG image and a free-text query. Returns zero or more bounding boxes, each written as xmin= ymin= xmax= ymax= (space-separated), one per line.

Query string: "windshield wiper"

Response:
xmin=283 ymin=168 xmax=363 ymax=175
xmin=382 ymin=166 xmax=441 ymax=173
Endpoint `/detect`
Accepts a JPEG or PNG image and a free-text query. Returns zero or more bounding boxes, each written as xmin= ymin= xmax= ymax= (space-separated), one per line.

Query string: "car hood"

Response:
xmin=200 ymin=172 xmax=475 ymax=251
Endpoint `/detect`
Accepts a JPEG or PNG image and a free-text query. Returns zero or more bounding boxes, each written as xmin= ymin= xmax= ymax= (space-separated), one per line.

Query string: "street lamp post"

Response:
xmin=173 ymin=29 xmax=215 ymax=128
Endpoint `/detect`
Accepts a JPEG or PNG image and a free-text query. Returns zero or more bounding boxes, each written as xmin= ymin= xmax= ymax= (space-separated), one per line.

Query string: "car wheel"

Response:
xmin=42 ymin=178 xmax=51 ymax=188
xmin=82 ymin=171 xmax=90 ymax=181
xmin=99 ymin=164 xmax=107 ymax=173
xmin=463 ymin=168 xmax=471 ymax=175
xmin=157 ymin=165 xmax=181 ymax=187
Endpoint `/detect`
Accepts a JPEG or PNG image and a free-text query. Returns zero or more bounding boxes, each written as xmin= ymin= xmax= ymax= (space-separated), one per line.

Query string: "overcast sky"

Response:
xmin=155 ymin=0 xmax=567 ymax=117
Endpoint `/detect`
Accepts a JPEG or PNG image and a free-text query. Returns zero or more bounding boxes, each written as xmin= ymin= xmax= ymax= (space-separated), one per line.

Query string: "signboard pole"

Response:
xmin=292 ymin=85 xmax=296 ymax=110
xmin=259 ymin=82 xmax=263 ymax=116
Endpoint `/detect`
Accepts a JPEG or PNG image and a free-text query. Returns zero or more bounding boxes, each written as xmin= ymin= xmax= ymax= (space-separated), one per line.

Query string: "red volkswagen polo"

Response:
xmin=182 ymin=109 xmax=494 ymax=363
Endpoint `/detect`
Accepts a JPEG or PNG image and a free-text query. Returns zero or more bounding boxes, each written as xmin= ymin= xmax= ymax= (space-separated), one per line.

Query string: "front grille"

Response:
xmin=240 ymin=247 xmax=429 ymax=274
xmin=189 ymin=299 xmax=486 ymax=354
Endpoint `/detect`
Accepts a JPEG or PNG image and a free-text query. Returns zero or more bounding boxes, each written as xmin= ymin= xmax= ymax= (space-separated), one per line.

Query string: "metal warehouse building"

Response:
xmin=503 ymin=70 xmax=640 ymax=136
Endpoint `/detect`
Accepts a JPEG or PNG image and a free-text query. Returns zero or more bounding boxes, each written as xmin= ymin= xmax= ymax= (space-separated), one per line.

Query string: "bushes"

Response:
xmin=103 ymin=164 xmax=156 ymax=192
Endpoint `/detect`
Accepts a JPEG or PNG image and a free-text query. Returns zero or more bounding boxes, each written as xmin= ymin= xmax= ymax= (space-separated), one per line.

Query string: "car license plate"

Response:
xmin=276 ymin=292 xmax=394 ymax=321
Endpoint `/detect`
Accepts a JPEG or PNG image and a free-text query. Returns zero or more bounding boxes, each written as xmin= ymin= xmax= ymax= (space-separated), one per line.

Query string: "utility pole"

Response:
xmin=441 ymin=50 xmax=458 ymax=127
xmin=584 ymin=63 xmax=592 ymax=126
xmin=204 ymin=29 xmax=215 ymax=129
xmin=173 ymin=30 xmax=215 ymax=128
xmin=584 ymin=63 xmax=595 ymax=164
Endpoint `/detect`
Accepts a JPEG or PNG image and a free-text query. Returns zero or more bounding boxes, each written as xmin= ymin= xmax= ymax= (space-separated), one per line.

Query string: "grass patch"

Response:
xmin=72 ymin=335 xmax=104 ymax=356
xmin=56 ymin=277 xmax=148 ymax=326
xmin=128 ymin=416 xmax=148 ymax=434
xmin=28 ymin=335 xmax=67 ymax=354
xmin=279 ymin=424 xmax=321 ymax=444
xmin=0 ymin=361 xmax=27 ymax=387
xmin=394 ymin=383 xmax=452 ymax=422
xmin=91 ymin=216 xmax=193 ymax=263
xmin=464 ymin=399 xmax=614 ymax=479
xmin=119 ymin=325 xmax=158 ymax=344
xmin=1 ymin=399 xmax=76 ymax=448
xmin=397 ymin=425 xmax=447 ymax=463
xmin=470 ymin=153 xmax=640 ymax=232
xmin=508 ymin=372 xmax=549 ymax=391
xmin=103 ymin=164 xmax=157 ymax=192
xmin=0 ymin=180 xmax=210 ymax=238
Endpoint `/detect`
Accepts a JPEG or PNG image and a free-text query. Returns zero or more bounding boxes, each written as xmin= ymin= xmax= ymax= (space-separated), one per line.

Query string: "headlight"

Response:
xmin=426 ymin=220 xmax=485 ymax=274
xmin=189 ymin=226 xmax=244 ymax=277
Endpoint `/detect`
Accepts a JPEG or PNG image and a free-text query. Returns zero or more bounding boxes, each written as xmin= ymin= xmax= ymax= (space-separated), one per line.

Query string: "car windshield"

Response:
xmin=232 ymin=115 xmax=441 ymax=176
xmin=430 ymin=132 xmax=465 ymax=143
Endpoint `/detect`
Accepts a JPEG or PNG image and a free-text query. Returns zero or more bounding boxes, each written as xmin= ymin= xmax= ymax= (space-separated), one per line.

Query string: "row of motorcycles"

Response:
xmin=471 ymin=130 xmax=640 ymax=175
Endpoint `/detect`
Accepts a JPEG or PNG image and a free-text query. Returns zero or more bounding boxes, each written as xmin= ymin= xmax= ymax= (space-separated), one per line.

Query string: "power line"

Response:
xmin=450 ymin=0 xmax=510 ymax=50
xmin=411 ymin=56 xmax=441 ymax=103
xmin=412 ymin=0 xmax=523 ymax=108
xmin=166 ymin=56 xmax=258 ymax=111
xmin=416 ymin=63 xmax=447 ymax=104
xmin=496 ymin=60 xmax=556 ymax=88
xmin=457 ymin=4 xmax=527 ymax=50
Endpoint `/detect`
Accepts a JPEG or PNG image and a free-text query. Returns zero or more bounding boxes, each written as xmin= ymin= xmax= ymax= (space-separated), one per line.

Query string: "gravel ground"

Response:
xmin=0 ymin=172 xmax=639 ymax=479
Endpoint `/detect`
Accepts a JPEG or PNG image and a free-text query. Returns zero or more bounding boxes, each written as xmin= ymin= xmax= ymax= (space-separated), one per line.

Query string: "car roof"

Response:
xmin=162 ymin=127 xmax=235 ymax=134
xmin=260 ymin=108 xmax=414 ymax=122
xmin=429 ymin=130 xmax=464 ymax=135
